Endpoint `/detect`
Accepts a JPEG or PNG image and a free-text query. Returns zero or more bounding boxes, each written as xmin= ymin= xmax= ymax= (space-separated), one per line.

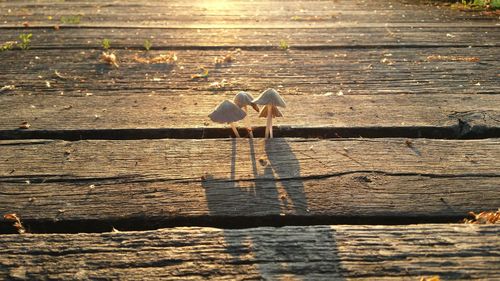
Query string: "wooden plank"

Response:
xmin=0 ymin=138 xmax=498 ymax=227
xmin=1 ymin=0 xmax=497 ymax=28
xmin=0 ymin=27 xmax=498 ymax=48
xmin=0 ymin=225 xmax=498 ymax=280
xmin=1 ymin=48 xmax=498 ymax=96
xmin=0 ymin=93 xmax=499 ymax=135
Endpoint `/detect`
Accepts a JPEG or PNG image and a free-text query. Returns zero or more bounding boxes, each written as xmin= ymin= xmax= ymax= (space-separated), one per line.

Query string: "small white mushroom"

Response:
xmin=208 ymin=100 xmax=246 ymax=138
xmin=234 ymin=91 xmax=259 ymax=138
xmin=233 ymin=92 xmax=260 ymax=113
xmin=252 ymin=88 xmax=286 ymax=138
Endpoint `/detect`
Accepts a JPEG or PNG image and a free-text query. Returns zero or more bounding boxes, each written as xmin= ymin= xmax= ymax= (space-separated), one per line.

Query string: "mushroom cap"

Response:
xmin=259 ymin=104 xmax=284 ymax=118
xmin=208 ymin=100 xmax=247 ymax=123
xmin=252 ymin=88 xmax=286 ymax=108
xmin=234 ymin=92 xmax=260 ymax=112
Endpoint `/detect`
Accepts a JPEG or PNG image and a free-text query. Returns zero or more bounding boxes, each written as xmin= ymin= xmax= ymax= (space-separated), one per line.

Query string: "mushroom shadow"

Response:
xmin=265 ymin=138 xmax=308 ymax=215
xmin=202 ymin=138 xmax=344 ymax=278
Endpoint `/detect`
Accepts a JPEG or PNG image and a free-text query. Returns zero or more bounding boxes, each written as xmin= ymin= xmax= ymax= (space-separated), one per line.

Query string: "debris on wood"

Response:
xmin=3 ymin=213 xmax=26 ymax=234
xmin=111 ymin=227 xmax=120 ymax=233
xmin=426 ymin=55 xmax=480 ymax=62
xmin=100 ymin=52 xmax=119 ymax=68
xmin=191 ymin=68 xmax=209 ymax=80
xmin=45 ymin=81 xmax=51 ymax=88
xmin=258 ymin=156 xmax=268 ymax=166
xmin=19 ymin=121 xmax=30 ymax=129
xmin=0 ymin=85 xmax=15 ymax=93
xmin=54 ymin=70 xmax=69 ymax=80
xmin=420 ymin=276 xmax=440 ymax=281
xmin=405 ymin=140 xmax=414 ymax=148
xmin=380 ymin=57 xmax=394 ymax=65
xmin=214 ymin=52 xmax=236 ymax=65
xmin=1 ymin=41 xmax=17 ymax=51
xmin=463 ymin=210 xmax=500 ymax=224
xmin=208 ymin=79 xmax=229 ymax=90
xmin=133 ymin=52 xmax=177 ymax=64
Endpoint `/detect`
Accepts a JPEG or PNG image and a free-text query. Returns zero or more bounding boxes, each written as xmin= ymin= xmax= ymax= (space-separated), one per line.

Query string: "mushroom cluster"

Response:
xmin=208 ymin=88 xmax=285 ymax=139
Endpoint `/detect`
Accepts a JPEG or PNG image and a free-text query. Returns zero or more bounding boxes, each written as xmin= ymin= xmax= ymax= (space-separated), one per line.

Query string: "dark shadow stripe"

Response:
xmin=0 ymin=215 xmax=471 ymax=234
xmin=0 ymin=125 xmax=499 ymax=141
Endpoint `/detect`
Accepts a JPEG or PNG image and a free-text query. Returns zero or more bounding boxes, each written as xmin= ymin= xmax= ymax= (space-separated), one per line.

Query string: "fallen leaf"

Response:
xmin=463 ymin=210 xmax=500 ymax=224
xmin=133 ymin=52 xmax=177 ymax=64
xmin=100 ymin=52 xmax=119 ymax=67
xmin=3 ymin=213 xmax=26 ymax=234
xmin=191 ymin=68 xmax=209 ymax=80
xmin=215 ymin=53 xmax=235 ymax=65
xmin=0 ymin=85 xmax=15 ymax=93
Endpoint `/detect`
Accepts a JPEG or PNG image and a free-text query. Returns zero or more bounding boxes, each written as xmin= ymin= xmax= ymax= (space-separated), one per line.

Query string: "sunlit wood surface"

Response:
xmin=0 ymin=0 xmax=499 ymax=280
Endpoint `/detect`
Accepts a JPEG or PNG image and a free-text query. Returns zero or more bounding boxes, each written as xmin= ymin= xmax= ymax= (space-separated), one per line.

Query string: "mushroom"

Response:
xmin=233 ymin=91 xmax=260 ymax=113
xmin=208 ymin=100 xmax=246 ymax=138
xmin=233 ymin=91 xmax=259 ymax=138
xmin=252 ymin=88 xmax=286 ymax=139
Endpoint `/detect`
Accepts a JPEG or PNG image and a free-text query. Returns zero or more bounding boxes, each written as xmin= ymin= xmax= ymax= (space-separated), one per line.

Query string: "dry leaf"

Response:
xmin=0 ymin=85 xmax=15 ymax=93
xmin=191 ymin=68 xmax=209 ymax=80
xmin=215 ymin=53 xmax=235 ymax=65
xmin=3 ymin=213 xmax=26 ymax=234
xmin=463 ymin=210 xmax=500 ymax=224
xmin=134 ymin=52 xmax=177 ymax=64
xmin=19 ymin=121 xmax=30 ymax=129
xmin=100 ymin=52 xmax=119 ymax=67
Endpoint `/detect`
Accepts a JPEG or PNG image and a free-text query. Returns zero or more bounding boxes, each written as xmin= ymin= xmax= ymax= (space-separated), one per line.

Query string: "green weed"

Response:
xmin=18 ymin=33 xmax=32 ymax=50
xmin=279 ymin=40 xmax=289 ymax=50
xmin=144 ymin=39 xmax=152 ymax=51
xmin=102 ymin=39 xmax=111 ymax=50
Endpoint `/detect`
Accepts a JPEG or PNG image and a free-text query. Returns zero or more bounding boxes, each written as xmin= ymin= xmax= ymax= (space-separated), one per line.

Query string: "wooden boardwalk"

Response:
xmin=1 ymin=0 xmax=499 ymax=280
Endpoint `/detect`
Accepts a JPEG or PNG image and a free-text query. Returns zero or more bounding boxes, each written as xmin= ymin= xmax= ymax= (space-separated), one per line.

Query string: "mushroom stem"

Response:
xmin=230 ymin=123 xmax=240 ymax=138
xmin=266 ymin=106 xmax=273 ymax=138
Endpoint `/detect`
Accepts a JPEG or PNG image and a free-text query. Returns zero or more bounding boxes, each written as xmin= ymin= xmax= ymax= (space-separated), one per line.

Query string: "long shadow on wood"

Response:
xmin=202 ymin=138 xmax=344 ymax=279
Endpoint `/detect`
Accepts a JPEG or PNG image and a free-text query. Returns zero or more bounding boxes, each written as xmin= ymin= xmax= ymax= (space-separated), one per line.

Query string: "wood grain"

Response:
xmin=1 ymin=27 xmax=498 ymax=49
xmin=1 ymin=0 xmax=497 ymax=28
xmin=1 ymin=48 xmax=498 ymax=96
xmin=0 ymin=224 xmax=498 ymax=280
xmin=0 ymin=138 xmax=498 ymax=226
xmin=0 ymin=93 xmax=499 ymax=133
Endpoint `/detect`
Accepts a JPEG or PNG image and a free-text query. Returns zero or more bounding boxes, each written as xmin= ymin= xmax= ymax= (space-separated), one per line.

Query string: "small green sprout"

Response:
xmin=143 ymin=39 xmax=152 ymax=51
xmin=60 ymin=15 xmax=81 ymax=24
xmin=279 ymin=40 xmax=289 ymax=50
xmin=18 ymin=33 xmax=32 ymax=50
xmin=102 ymin=39 xmax=111 ymax=50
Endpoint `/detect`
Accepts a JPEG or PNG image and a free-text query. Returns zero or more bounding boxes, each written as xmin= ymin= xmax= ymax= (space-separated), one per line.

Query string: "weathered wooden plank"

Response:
xmin=1 ymin=48 xmax=498 ymax=96
xmin=0 ymin=93 xmax=499 ymax=135
xmin=0 ymin=225 xmax=498 ymax=280
xmin=0 ymin=0 xmax=496 ymax=28
xmin=0 ymin=138 xmax=498 ymax=227
xmin=0 ymin=27 xmax=498 ymax=49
